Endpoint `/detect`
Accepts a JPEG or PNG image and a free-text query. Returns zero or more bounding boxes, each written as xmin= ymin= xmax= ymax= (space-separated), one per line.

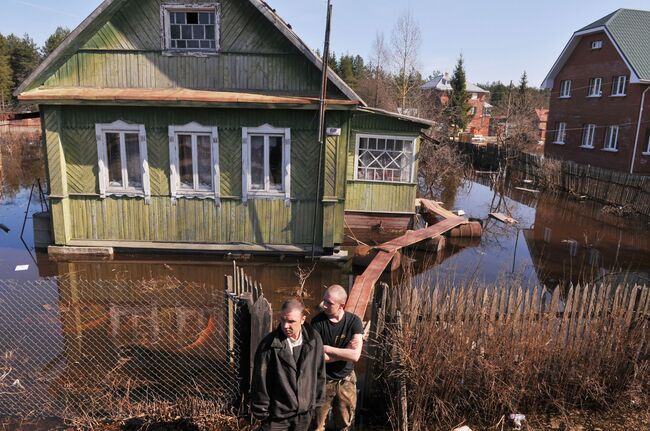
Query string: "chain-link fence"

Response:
xmin=0 ymin=275 xmax=250 ymax=426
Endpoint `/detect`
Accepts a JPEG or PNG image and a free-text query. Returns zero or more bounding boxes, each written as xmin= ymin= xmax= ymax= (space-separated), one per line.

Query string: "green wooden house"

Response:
xmin=16 ymin=0 xmax=431 ymax=255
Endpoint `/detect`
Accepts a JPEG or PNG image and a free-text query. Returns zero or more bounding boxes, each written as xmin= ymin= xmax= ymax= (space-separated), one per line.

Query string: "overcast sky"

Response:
xmin=3 ymin=0 xmax=649 ymax=87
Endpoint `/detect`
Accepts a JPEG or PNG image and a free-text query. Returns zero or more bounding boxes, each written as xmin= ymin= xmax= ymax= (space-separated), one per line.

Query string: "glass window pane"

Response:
xmin=187 ymin=12 xmax=198 ymax=24
xmin=359 ymin=137 xmax=367 ymax=149
xmin=170 ymin=25 xmax=180 ymax=39
xmin=178 ymin=134 xmax=193 ymax=189
xmin=199 ymin=12 xmax=210 ymax=24
xmin=250 ymin=136 xmax=264 ymax=190
xmin=124 ymin=133 xmax=142 ymax=188
xmin=177 ymin=40 xmax=186 ymax=49
xmin=106 ymin=133 xmax=122 ymax=187
xmin=175 ymin=12 xmax=186 ymax=25
xmin=187 ymin=40 xmax=199 ymax=49
xmin=200 ymin=40 xmax=210 ymax=49
xmin=197 ymin=135 xmax=212 ymax=190
xmin=369 ymin=138 xmax=376 ymax=149
xmin=269 ymin=136 xmax=283 ymax=190
xmin=194 ymin=25 xmax=204 ymax=39
xmin=205 ymin=25 xmax=215 ymax=40
xmin=182 ymin=25 xmax=192 ymax=40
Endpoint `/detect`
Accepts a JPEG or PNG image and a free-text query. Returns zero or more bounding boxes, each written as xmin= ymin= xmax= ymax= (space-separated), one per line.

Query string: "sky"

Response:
xmin=2 ymin=0 xmax=650 ymax=87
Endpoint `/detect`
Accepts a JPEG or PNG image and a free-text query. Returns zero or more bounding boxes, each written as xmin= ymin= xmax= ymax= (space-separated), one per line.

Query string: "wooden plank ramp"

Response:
xmin=417 ymin=198 xmax=458 ymax=220
xmin=489 ymin=212 xmax=517 ymax=224
xmin=345 ymin=215 xmax=467 ymax=318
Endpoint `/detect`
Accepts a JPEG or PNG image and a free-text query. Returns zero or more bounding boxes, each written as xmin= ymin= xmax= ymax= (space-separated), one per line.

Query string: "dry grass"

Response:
xmin=371 ymin=272 xmax=650 ymax=430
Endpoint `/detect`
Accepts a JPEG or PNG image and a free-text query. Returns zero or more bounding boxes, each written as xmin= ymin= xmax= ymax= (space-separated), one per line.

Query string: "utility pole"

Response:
xmin=310 ymin=0 xmax=332 ymax=259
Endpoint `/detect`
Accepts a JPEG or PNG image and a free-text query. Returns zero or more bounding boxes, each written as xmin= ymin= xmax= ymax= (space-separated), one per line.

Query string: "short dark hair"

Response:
xmin=281 ymin=298 xmax=305 ymax=315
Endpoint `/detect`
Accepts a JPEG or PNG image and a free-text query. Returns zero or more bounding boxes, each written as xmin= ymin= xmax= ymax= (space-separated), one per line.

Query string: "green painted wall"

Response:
xmin=344 ymin=112 xmax=422 ymax=214
xmin=38 ymin=0 xmax=345 ymax=98
xmin=52 ymin=105 xmax=325 ymax=245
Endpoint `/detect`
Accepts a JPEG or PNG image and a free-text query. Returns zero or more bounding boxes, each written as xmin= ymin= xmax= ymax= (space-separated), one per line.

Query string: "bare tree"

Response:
xmin=390 ymin=11 xmax=422 ymax=111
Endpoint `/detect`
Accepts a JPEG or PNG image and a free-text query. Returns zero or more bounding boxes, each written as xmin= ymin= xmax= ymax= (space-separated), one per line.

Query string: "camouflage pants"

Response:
xmin=314 ymin=371 xmax=357 ymax=431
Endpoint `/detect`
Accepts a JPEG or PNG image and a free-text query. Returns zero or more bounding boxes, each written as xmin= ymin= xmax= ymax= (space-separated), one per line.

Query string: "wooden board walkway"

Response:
xmin=345 ymin=212 xmax=468 ymax=318
xmin=489 ymin=212 xmax=517 ymax=224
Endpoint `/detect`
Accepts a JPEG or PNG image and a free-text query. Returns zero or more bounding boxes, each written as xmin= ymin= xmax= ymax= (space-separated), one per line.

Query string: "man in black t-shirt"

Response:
xmin=311 ymin=284 xmax=363 ymax=431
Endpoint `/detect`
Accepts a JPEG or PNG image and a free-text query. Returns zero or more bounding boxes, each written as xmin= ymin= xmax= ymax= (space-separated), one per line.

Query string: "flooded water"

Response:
xmin=2 ymin=138 xmax=650 ymax=424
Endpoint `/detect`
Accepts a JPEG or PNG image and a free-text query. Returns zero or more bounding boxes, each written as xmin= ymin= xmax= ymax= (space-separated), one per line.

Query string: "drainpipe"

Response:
xmin=630 ymin=85 xmax=650 ymax=174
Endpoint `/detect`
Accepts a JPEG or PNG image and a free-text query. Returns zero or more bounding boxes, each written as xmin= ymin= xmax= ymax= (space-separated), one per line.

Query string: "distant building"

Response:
xmin=542 ymin=8 xmax=650 ymax=174
xmin=534 ymin=108 xmax=549 ymax=144
xmin=422 ymin=74 xmax=491 ymax=136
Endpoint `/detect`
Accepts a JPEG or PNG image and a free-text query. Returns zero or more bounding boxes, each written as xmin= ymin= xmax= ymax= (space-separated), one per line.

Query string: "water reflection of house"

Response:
xmin=15 ymin=0 xmax=431 ymax=256
xmin=522 ymin=193 xmax=650 ymax=286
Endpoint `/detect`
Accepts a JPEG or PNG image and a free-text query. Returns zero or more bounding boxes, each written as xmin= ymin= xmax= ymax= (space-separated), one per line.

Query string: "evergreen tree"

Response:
xmin=6 ymin=34 xmax=39 ymax=91
xmin=338 ymin=55 xmax=356 ymax=87
xmin=0 ymin=35 xmax=13 ymax=111
xmin=448 ymin=55 xmax=471 ymax=133
xmin=42 ymin=27 xmax=70 ymax=58
xmin=518 ymin=71 xmax=528 ymax=95
xmin=351 ymin=55 xmax=365 ymax=81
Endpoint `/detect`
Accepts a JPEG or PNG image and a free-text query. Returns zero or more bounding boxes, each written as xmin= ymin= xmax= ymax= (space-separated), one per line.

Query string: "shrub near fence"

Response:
xmin=369 ymin=281 xmax=650 ymax=430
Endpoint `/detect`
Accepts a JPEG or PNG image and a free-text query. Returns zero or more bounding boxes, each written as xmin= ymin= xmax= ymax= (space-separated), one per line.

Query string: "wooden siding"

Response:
xmin=68 ymin=196 xmax=321 ymax=245
xmin=344 ymin=112 xmax=421 ymax=214
xmin=49 ymin=106 xmax=328 ymax=246
xmin=39 ymin=0 xmax=345 ymax=99
xmin=345 ymin=182 xmax=416 ymax=213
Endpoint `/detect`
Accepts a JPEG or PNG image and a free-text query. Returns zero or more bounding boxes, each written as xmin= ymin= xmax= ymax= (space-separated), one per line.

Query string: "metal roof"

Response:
xmin=542 ymin=8 xmax=650 ymax=88
xmin=421 ymin=75 xmax=488 ymax=93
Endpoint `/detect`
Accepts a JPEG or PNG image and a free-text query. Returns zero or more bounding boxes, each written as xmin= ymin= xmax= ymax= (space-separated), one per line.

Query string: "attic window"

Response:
xmin=162 ymin=4 xmax=220 ymax=52
xmin=591 ymin=40 xmax=603 ymax=50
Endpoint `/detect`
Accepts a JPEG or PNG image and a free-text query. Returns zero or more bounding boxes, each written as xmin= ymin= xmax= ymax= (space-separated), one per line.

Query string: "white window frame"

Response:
xmin=581 ymin=124 xmax=596 ymax=148
xmin=611 ymin=75 xmax=627 ymax=96
xmin=160 ymin=3 xmax=221 ymax=53
xmin=603 ymin=125 xmax=619 ymax=151
xmin=168 ymin=122 xmax=220 ymax=204
xmin=553 ymin=122 xmax=567 ymax=144
xmin=353 ymin=133 xmax=417 ymax=184
xmin=588 ymin=77 xmax=602 ymax=97
xmin=645 ymin=131 xmax=650 ymax=155
xmin=559 ymin=80 xmax=571 ymax=98
xmin=471 ymin=93 xmax=478 ymax=100
xmin=95 ymin=120 xmax=150 ymax=202
xmin=241 ymin=124 xmax=291 ymax=203
xmin=591 ymin=40 xmax=603 ymax=50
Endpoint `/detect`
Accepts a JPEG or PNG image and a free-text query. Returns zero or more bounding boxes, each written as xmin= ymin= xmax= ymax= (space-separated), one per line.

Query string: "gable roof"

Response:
xmin=421 ymin=75 xmax=488 ymax=93
xmin=15 ymin=0 xmax=365 ymax=106
xmin=542 ymin=8 xmax=650 ymax=89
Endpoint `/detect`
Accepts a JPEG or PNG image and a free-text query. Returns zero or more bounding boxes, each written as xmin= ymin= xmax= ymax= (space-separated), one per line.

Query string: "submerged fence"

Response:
xmin=0 ymin=267 xmax=271 ymax=428
xmin=367 ymin=282 xmax=650 ymax=429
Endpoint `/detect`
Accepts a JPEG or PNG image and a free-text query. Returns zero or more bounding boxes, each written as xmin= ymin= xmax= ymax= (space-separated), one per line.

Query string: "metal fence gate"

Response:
xmin=0 ymin=272 xmax=262 ymax=427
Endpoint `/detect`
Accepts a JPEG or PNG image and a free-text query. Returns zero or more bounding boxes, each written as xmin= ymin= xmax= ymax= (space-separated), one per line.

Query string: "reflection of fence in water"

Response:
xmin=0 ymin=276 xmax=249 ymax=422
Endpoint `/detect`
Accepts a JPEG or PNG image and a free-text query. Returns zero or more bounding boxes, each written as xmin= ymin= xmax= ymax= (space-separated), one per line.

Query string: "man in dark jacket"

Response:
xmin=251 ymin=299 xmax=326 ymax=431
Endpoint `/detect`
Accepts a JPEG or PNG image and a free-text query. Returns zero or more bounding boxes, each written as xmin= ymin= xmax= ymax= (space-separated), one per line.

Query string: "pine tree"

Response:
xmin=338 ymin=55 xmax=356 ymax=87
xmin=0 ymin=35 xmax=13 ymax=111
xmin=6 ymin=34 xmax=39 ymax=91
xmin=448 ymin=55 xmax=471 ymax=133
xmin=42 ymin=27 xmax=70 ymax=58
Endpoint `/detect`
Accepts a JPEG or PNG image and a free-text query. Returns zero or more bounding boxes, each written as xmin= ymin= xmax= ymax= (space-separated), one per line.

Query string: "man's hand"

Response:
xmin=322 ymin=334 xmax=363 ymax=363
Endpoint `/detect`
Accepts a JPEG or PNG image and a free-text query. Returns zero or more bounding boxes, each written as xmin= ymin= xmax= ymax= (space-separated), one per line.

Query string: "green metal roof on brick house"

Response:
xmin=542 ymin=8 xmax=650 ymax=88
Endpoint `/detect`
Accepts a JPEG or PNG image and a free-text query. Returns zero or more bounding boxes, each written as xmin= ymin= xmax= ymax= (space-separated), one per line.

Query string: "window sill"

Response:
xmin=162 ymin=50 xmax=219 ymax=57
xmin=559 ymin=96 xmax=571 ymax=99
xmin=579 ymin=145 xmax=594 ymax=149
xmin=609 ymin=94 xmax=626 ymax=97
xmin=247 ymin=192 xmax=287 ymax=199
xmin=350 ymin=179 xmax=417 ymax=186
xmin=106 ymin=189 xmax=145 ymax=197
xmin=601 ymin=148 xmax=619 ymax=153
xmin=586 ymin=95 xmax=602 ymax=98
xmin=642 ymin=152 xmax=650 ymax=156
xmin=175 ymin=192 xmax=217 ymax=199
xmin=551 ymin=141 xmax=566 ymax=145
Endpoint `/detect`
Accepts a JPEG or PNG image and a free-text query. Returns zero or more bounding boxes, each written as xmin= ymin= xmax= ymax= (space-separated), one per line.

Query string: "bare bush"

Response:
xmin=537 ymin=157 xmax=562 ymax=191
xmin=371 ymin=275 xmax=650 ymax=430
xmin=418 ymin=139 xmax=466 ymax=200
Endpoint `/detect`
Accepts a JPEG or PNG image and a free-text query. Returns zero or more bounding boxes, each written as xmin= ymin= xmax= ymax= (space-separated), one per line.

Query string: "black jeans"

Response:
xmin=260 ymin=411 xmax=313 ymax=431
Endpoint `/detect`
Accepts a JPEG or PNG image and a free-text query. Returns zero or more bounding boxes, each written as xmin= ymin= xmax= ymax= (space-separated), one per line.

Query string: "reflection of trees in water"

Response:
xmin=0 ymin=133 xmax=45 ymax=199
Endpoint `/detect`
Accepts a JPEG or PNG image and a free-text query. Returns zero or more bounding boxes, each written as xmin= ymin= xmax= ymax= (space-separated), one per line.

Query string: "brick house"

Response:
xmin=422 ymin=74 xmax=491 ymax=136
xmin=535 ymin=108 xmax=549 ymax=144
xmin=542 ymin=8 xmax=650 ymax=174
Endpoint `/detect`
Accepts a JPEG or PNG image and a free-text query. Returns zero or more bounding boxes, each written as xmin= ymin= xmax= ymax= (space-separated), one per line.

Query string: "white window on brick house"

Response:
xmin=581 ymin=124 xmax=596 ymax=148
xmin=354 ymin=134 xmax=416 ymax=183
xmin=161 ymin=4 xmax=220 ymax=52
xmin=591 ymin=40 xmax=603 ymax=50
xmin=469 ymin=106 xmax=477 ymax=116
xmin=611 ymin=75 xmax=627 ymax=96
xmin=95 ymin=121 xmax=150 ymax=201
xmin=168 ymin=123 xmax=220 ymax=202
xmin=471 ymin=93 xmax=478 ymax=100
xmin=554 ymin=122 xmax=567 ymax=144
xmin=588 ymin=78 xmax=602 ymax=97
xmin=559 ymin=80 xmax=571 ymax=98
xmin=242 ymin=124 xmax=291 ymax=203
xmin=603 ymin=125 xmax=619 ymax=151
